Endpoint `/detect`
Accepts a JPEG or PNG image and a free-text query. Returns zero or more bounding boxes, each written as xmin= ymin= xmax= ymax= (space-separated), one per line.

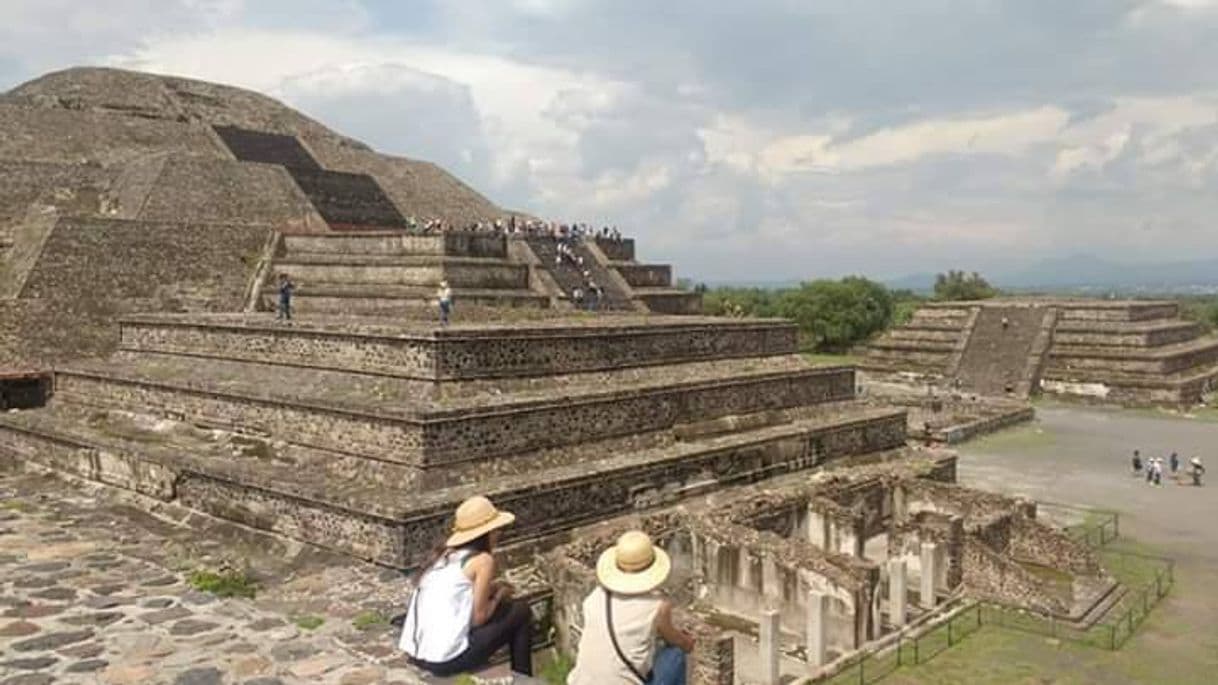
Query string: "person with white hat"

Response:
xmin=399 ymin=495 xmax=533 ymax=677
xmin=437 ymin=280 xmax=453 ymax=327
xmin=568 ymin=531 xmax=695 ymax=685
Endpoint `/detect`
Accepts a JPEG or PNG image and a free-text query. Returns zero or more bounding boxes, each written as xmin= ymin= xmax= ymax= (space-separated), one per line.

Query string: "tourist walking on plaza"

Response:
xmin=567 ymin=530 xmax=695 ymax=685
xmin=276 ymin=273 xmax=294 ymax=321
xmin=399 ymin=496 xmax=534 ymax=677
xmin=1131 ymin=450 xmax=1142 ymax=476
xmin=1190 ymin=457 xmax=1205 ymax=486
xmin=1170 ymin=452 xmax=1179 ymax=475
xmin=437 ymin=280 xmax=453 ymax=327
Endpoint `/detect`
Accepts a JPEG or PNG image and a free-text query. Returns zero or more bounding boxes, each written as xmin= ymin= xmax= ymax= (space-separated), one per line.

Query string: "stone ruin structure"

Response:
xmin=864 ymin=299 xmax=1218 ymax=405
xmin=544 ymin=457 xmax=1117 ymax=683
xmin=0 ymin=68 xmax=1121 ymax=683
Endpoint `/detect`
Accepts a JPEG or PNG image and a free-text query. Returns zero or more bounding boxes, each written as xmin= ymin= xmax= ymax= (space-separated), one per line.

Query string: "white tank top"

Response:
xmin=568 ymin=587 xmax=664 ymax=685
xmin=398 ymin=551 xmax=474 ymax=663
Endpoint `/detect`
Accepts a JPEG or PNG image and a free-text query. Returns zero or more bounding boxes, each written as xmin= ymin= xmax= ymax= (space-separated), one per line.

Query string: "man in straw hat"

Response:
xmin=568 ymin=531 xmax=695 ymax=685
xmin=399 ymin=495 xmax=533 ymax=677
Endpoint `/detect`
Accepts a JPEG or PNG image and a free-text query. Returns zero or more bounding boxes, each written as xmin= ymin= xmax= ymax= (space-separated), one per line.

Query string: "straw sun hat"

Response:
xmin=446 ymin=496 xmax=516 ymax=548
xmin=596 ymin=531 xmax=671 ymax=595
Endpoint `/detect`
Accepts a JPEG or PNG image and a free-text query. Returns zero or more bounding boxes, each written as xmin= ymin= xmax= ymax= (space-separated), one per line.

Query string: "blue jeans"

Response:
xmin=646 ymin=646 xmax=686 ymax=685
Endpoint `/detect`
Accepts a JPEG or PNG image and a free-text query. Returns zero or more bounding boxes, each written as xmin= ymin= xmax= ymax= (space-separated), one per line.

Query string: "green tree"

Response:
xmin=774 ymin=277 xmax=894 ymax=352
xmin=933 ymin=270 xmax=997 ymax=301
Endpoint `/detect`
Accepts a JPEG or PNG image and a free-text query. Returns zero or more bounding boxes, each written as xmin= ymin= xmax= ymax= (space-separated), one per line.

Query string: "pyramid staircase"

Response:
xmin=0 ymin=313 xmax=906 ymax=569
xmin=213 ymin=125 xmax=408 ymax=230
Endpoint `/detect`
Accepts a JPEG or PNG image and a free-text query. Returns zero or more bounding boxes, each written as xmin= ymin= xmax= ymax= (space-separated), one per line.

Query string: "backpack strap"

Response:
xmin=605 ymin=590 xmax=649 ymax=684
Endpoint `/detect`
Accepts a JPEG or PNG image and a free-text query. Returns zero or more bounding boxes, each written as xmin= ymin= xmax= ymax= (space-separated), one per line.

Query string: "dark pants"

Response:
xmin=413 ymin=599 xmax=533 ymax=677
xmin=278 ymin=296 xmax=291 ymax=320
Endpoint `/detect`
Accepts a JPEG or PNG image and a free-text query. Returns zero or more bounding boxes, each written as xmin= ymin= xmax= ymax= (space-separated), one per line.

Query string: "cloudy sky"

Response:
xmin=2 ymin=1 xmax=1217 ymax=283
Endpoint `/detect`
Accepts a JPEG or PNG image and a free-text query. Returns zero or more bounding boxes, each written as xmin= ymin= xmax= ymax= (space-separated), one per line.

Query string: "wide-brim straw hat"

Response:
xmin=446 ymin=496 xmax=515 ymax=548
xmin=596 ymin=531 xmax=671 ymax=595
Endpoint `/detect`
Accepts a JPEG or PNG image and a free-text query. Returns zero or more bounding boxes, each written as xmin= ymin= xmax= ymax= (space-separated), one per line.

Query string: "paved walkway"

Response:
xmin=0 ymin=472 xmax=436 ymax=685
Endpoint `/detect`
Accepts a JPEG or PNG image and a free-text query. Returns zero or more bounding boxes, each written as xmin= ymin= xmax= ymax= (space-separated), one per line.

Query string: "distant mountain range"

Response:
xmin=887 ymin=255 xmax=1218 ymax=295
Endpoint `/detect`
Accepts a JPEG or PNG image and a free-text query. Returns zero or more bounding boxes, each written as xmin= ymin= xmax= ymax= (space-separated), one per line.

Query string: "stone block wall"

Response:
xmin=617 ymin=263 xmax=673 ymax=288
xmin=119 ymin=317 xmax=799 ymax=380
xmin=286 ymin=167 xmax=407 ymax=228
xmin=961 ymin=537 xmax=1067 ymax=615
xmin=596 ymin=238 xmax=636 ymax=262
xmin=1008 ymin=515 xmax=1101 ymax=576
xmin=135 ymin=156 xmax=322 ymax=230
xmin=5 ymin=218 xmax=268 ymax=366
xmin=0 ymin=104 xmax=224 ymax=166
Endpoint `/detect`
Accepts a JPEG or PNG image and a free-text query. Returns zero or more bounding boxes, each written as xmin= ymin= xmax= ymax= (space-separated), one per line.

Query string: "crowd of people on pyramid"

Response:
xmin=405 ymin=216 xmax=625 ymax=241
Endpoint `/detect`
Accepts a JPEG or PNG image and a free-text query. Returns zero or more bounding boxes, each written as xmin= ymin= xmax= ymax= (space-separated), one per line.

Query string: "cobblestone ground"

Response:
xmin=0 ymin=472 xmax=436 ymax=685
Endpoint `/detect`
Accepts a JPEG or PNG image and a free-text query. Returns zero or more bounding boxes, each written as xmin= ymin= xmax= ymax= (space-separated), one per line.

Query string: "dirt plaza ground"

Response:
xmin=886 ymin=403 xmax=1218 ymax=685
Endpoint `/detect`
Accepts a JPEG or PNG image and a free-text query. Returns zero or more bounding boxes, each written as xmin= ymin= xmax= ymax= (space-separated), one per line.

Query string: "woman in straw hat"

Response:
xmin=399 ymin=496 xmax=533 ymax=677
xmin=568 ymin=531 xmax=695 ymax=685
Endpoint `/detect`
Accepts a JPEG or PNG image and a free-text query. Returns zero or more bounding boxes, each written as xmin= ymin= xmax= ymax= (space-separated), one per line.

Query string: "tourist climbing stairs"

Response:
xmin=524 ymin=237 xmax=632 ymax=310
xmin=952 ymin=306 xmax=1054 ymax=398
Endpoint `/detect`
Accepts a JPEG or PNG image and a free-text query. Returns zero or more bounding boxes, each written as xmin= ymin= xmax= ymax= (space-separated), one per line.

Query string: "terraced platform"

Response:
xmin=0 ymin=313 xmax=907 ymax=569
xmin=863 ymin=299 xmax=1218 ymax=405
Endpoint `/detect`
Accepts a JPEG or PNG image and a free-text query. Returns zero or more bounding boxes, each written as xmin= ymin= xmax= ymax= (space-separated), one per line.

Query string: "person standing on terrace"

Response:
xmin=437 ymin=280 xmax=453 ymax=327
xmin=568 ymin=531 xmax=696 ymax=685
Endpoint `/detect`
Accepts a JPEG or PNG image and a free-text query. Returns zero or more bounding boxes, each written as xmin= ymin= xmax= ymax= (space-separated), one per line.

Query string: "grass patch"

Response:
xmin=1 ymin=500 xmax=31 ymax=512
xmin=540 ymin=651 xmax=575 ymax=685
xmin=964 ymin=422 xmax=1056 ymax=452
xmin=292 ymin=614 xmax=325 ymax=631
xmin=351 ymin=610 xmax=389 ymax=631
xmin=186 ymin=568 xmax=258 ymax=599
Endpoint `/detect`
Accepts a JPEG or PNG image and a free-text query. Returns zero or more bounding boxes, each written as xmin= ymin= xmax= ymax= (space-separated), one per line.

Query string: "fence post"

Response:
xmin=914 ymin=635 xmax=919 ymax=665
xmin=948 ymin=618 xmax=953 ymax=646
xmin=858 ymin=653 xmax=864 ymax=685
xmin=1110 ymin=624 xmax=1116 ymax=650
xmin=896 ymin=634 xmax=901 ymax=667
xmin=1114 ymin=512 xmax=1120 ymax=539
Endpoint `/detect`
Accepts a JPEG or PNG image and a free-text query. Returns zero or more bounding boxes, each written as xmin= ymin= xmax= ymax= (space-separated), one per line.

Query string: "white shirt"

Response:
xmin=399 ymin=551 xmax=473 ymax=663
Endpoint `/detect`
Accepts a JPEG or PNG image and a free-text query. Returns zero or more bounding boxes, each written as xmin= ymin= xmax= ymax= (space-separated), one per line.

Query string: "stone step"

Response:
xmin=1041 ymin=361 xmax=1218 ymax=405
xmin=117 ymin=313 xmax=799 ymax=380
xmin=0 ymin=399 xmax=906 ymax=568
xmin=54 ymin=352 xmax=857 ymax=467
xmin=271 ymin=258 xmax=529 ymax=288
xmin=867 ymin=337 xmax=957 ymax=353
xmin=283 ymin=232 xmax=509 ymax=259
xmin=267 ymin=285 xmax=548 ymax=315
xmin=1048 ymin=337 xmax=1218 ymax=375
xmin=613 ymin=262 xmax=673 ymax=288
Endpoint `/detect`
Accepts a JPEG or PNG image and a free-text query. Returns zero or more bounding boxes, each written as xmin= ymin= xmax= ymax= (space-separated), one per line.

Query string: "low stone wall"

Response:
xmin=55 ymin=363 xmax=864 ymax=465
xmin=596 ymin=238 xmax=635 ymax=261
xmin=637 ymin=291 xmax=704 ymax=315
xmin=119 ymin=317 xmax=798 ymax=380
xmin=1008 ymin=515 xmax=1101 ymax=576
xmin=935 ymin=405 xmax=1036 ymax=444
xmin=617 ymin=263 xmax=673 ymax=288
xmin=1053 ymin=323 xmax=1202 ymax=348
xmin=1048 ymin=341 xmax=1218 ymax=375
xmin=274 ymin=260 xmax=529 ymax=289
xmin=961 ymin=537 xmax=1066 ymax=615
xmin=1059 ymin=302 xmax=1179 ymax=322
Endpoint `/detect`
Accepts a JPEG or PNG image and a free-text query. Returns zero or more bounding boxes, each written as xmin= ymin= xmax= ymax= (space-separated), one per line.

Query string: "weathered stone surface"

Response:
xmin=57 ymin=642 xmax=105 ymax=658
xmin=169 ymin=618 xmax=220 ymax=636
xmin=0 ymin=675 xmax=56 ymax=685
xmin=140 ymin=606 xmax=192 ymax=625
xmin=29 ymin=586 xmax=76 ymax=601
xmin=61 ymin=611 xmax=123 ymax=627
xmin=0 ymin=656 xmax=58 ymax=670
xmin=0 ymin=619 xmax=40 ymax=637
xmin=11 ymin=629 xmax=93 ymax=651
xmin=100 ymin=663 xmax=157 ymax=684
xmin=269 ymin=640 xmax=317 ymax=662
xmin=65 ymin=658 xmax=109 ymax=673
xmin=139 ymin=597 xmax=176 ymax=609
xmin=173 ymin=667 xmax=223 ymax=685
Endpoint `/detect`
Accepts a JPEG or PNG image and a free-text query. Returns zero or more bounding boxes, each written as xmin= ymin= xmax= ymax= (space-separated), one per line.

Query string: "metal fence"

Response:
xmin=818 ymin=508 xmax=1174 ymax=684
